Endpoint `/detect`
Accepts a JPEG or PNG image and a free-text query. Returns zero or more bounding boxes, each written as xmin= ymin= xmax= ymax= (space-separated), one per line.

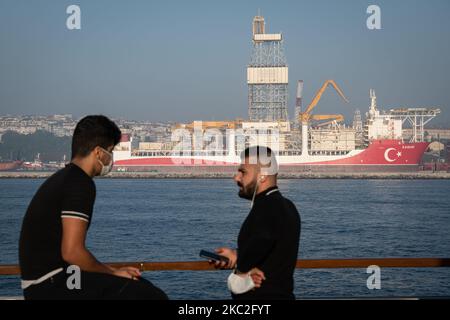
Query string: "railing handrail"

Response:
xmin=0 ymin=258 xmax=449 ymax=276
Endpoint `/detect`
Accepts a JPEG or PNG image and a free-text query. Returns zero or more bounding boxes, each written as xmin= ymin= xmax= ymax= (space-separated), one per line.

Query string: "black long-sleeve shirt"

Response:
xmin=233 ymin=186 xmax=301 ymax=300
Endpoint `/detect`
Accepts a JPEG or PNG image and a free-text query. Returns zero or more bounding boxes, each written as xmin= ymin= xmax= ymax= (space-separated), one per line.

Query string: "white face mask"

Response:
xmin=97 ymin=147 xmax=113 ymax=176
xmin=227 ymin=272 xmax=255 ymax=295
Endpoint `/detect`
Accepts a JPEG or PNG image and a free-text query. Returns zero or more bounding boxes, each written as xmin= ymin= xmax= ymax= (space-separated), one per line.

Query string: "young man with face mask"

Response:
xmin=19 ymin=115 xmax=168 ymax=300
xmin=214 ymin=146 xmax=301 ymax=300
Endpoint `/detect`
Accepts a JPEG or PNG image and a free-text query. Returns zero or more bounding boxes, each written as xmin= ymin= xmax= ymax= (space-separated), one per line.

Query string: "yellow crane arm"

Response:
xmin=310 ymin=114 xmax=344 ymax=122
xmin=175 ymin=120 xmax=242 ymax=130
xmin=300 ymin=80 xmax=349 ymax=122
xmin=310 ymin=114 xmax=345 ymax=127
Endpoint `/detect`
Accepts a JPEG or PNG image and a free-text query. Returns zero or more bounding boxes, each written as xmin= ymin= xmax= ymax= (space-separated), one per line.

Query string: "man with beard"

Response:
xmin=214 ymin=146 xmax=301 ymax=300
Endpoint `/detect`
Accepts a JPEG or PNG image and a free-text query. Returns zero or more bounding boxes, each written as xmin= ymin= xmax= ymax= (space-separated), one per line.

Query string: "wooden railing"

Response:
xmin=1 ymin=258 xmax=449 ymax=275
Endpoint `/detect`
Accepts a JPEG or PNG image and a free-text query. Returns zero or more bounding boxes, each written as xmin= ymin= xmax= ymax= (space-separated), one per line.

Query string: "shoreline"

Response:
xmin=1 ymin=171 xmax=450 ymax=179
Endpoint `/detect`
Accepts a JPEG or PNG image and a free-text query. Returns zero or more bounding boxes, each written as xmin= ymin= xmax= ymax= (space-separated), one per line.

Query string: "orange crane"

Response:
xmin=175 ymin=120 xmax=242 ymax=130
xmin=299 ymin=80 xmax=349 ymax=155
xmin=300 ymin=79 xmax=349 ymax=125
xmin=311 ymin=114 xmax=345 ymax=127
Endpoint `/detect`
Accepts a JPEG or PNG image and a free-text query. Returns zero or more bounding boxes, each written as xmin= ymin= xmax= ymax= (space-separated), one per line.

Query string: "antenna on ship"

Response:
xmin=295 ymin=80 xmax=304 ymax=129
xmin=370 ymin=89 xmax=377 ymax=111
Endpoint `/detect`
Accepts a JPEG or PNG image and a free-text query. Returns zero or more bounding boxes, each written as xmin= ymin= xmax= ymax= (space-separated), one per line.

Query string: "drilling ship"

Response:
xmin=112 ymin=89 xmax=439 ymax=173
xmin=113 ymin=15 xmax=440 ymax=173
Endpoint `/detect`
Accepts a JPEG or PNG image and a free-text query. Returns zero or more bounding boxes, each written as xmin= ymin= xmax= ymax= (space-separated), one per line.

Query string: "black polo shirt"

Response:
xmin=234 ymin=186 xmax=301 ymax=300
xmin=19 ymin=163 xmax=96 ymax=280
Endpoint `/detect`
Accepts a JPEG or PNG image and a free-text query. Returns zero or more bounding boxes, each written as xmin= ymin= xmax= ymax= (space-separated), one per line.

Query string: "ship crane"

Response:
xmin=311 ymin=114 xmax=345 ymax=127
xmin=299 ymin=80 xmax=349 ymax=155
xmin=175 ymin=120 xmax=242 ymax=130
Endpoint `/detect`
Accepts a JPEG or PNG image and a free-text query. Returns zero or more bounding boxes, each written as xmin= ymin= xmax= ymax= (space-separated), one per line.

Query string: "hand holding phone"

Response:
xmin=199 ymin=250 xmax=230 ymax=264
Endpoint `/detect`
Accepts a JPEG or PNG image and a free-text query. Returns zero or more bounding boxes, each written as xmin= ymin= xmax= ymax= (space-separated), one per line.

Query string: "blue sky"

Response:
xmin=0 ymin=0 xmax=449 ymax=126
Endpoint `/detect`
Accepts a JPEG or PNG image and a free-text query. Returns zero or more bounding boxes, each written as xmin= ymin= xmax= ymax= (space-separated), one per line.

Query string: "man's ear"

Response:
xmin=260 ymin=166 xmax=270 ymax=181
xmin=92 ymin=146 xmax=101 ymax=158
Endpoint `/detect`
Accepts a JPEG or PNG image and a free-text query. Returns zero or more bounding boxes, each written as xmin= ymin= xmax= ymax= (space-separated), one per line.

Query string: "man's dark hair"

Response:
xmin=71 ymin=115 xmax=122 ymax=159
xmin=241 ymin=146 xmax=273 ymax=162
xmin=241 ymin=146 xmax=278 ymax=175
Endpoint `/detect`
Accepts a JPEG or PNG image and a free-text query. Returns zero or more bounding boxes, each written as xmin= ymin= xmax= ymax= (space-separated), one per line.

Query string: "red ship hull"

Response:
xmin=113 ymin=140 xmax=429 ymax=173
xmin=0 ymin=161 xmax=23 ymax=171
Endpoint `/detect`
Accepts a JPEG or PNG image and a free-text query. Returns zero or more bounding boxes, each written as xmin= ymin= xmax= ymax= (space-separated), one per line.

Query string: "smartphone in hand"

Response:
xmin=199 ymin=250 xmax=230 ymax=264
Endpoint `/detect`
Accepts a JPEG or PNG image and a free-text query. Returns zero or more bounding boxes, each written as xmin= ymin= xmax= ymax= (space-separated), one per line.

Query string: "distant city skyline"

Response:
xmin=0 ymin=0 xmax=449 ymax=126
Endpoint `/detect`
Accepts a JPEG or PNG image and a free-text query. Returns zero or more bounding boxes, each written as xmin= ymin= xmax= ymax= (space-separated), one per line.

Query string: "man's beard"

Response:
xmin=237 ymin=179 xmax=257 ymax=200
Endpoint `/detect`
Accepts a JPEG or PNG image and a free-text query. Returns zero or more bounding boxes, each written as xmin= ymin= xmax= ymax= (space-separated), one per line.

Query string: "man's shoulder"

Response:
xmin=254 ymin=192 xmax=283 ymax=214
xmin=38 ymin=165 xmax=71 ymax=189
xmin=260 ymin=190 xmax=290 ymax=204
xmin=63 ymin=164 xmax=94 ymax=187
xmin=43 ymin=164 xmax=95 ymax=194
xmin=282 ymin=196 xmax=298 ymax=210
xmin=260 ymin=192 xmax=299 ymax=215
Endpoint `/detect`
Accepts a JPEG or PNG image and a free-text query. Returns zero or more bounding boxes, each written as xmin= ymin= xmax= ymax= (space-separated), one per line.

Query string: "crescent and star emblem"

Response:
xmin=384 ymin=148 xmax=402 ymax=162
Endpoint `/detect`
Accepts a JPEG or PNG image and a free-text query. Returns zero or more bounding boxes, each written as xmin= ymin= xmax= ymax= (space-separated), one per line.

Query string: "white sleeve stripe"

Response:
xmin=61 ymin=211 xmax=89 ymax=219
xmin=61 ymin=215 xmax=89 ymax=223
